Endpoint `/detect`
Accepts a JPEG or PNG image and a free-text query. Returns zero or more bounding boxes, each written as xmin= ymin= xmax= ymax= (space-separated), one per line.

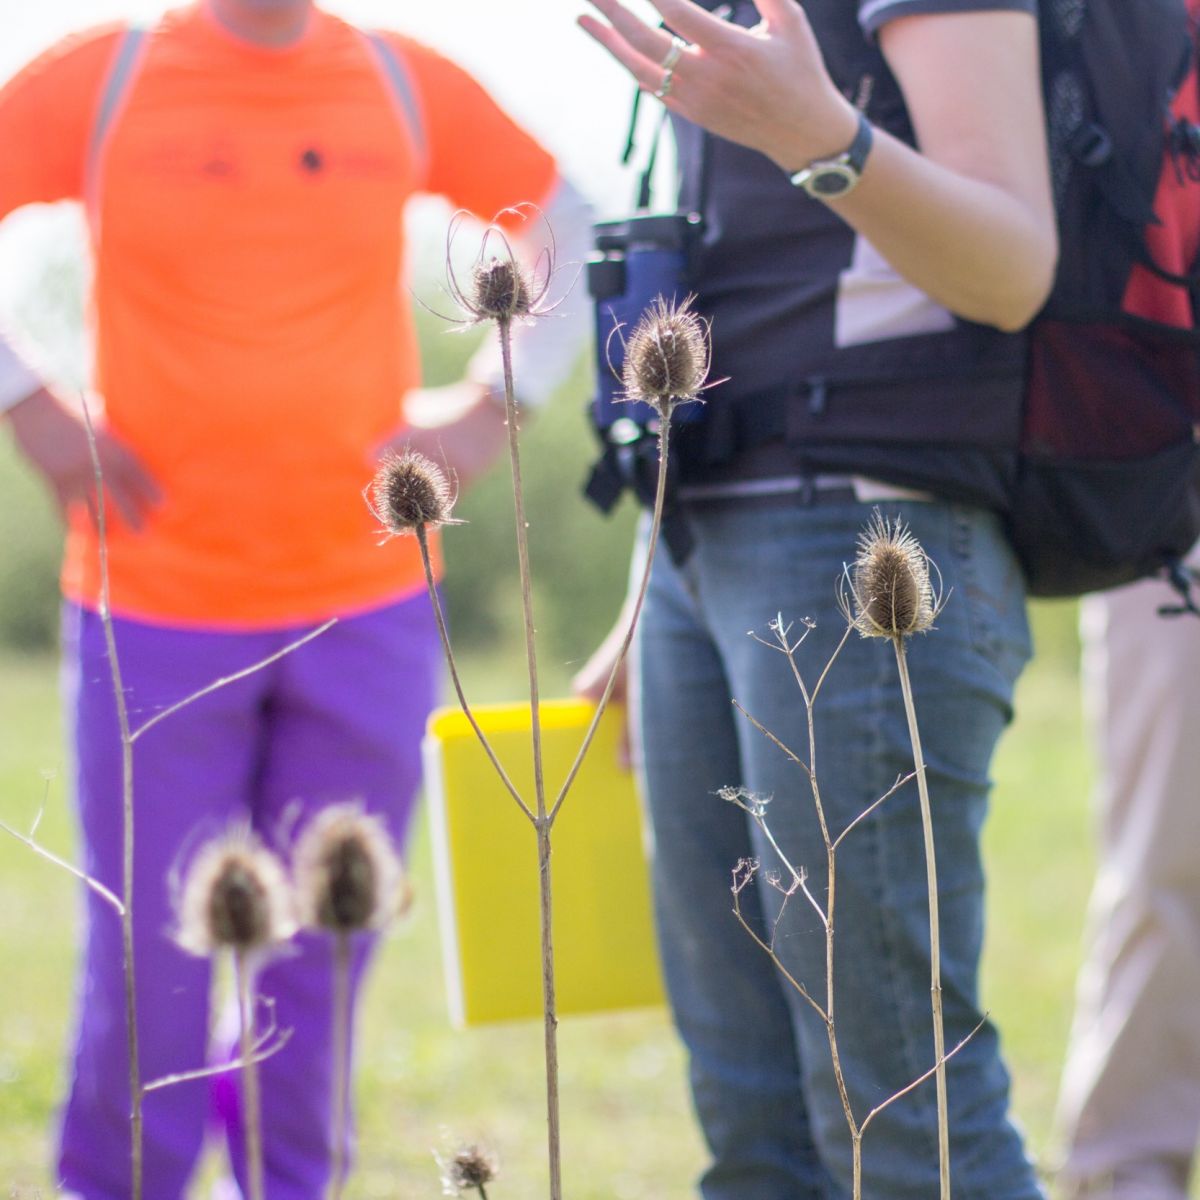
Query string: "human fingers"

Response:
xmin=577 ymin=7 xmax=670 ymax=94
xmin=644 ymin=0 xmax=748 ymax=47
xmin=96 ymin=439 xmax=162 ymax=530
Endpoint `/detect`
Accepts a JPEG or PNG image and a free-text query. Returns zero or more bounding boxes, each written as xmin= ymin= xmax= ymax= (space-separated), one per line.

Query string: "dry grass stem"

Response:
xmin=844 ymin=511 xmax=950 ymax=1198
xmin=81 ymin=398 xmax=144 ymax=1200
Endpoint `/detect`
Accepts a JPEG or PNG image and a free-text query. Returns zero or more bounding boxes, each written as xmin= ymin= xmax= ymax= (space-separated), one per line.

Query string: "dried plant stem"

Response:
xmin=0 ymin=811 xmax=125 ymax=915
xmin=891 ymin=637 xmax=950 ymax=1199
xmin=329 ymin=933 xmax=351 ymax=1200
xmin=236 ymin=950 xmax=266 ymax=1200
xmin=789 ymin=630 xmax=863 ymax=1198
xmin=495 ymin=316 xmax=563 ymax=1200
xmin=415 ymin=523 xmax=530 ymax=820
xmin=551 ymin=415 xmax=671 ymax=823
xmin=82 ymin=402 xmax=143 ymax=1200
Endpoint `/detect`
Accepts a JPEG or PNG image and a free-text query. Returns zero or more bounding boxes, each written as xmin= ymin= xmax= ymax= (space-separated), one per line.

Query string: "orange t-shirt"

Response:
xmin=0 ymin=3 xmax=557 ymax=628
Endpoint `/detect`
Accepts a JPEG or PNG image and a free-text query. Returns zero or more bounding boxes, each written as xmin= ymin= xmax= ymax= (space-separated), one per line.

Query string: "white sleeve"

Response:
xmin=0 ymin=335 xmax=43 ymax=415
xmin=465 ymin=175 xmax=594 ymax=408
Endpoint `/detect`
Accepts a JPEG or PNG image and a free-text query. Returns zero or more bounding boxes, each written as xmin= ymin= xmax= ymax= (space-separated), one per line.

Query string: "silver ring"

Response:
xmin=660 ymin=34 xmax=686 ymax=72
xmin=653 ymin=67 xmax=675 ymax=100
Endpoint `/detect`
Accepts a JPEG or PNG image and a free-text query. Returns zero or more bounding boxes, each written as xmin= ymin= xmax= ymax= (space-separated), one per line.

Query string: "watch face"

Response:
xmin=808 ymin=164 xmax=857 ymax=197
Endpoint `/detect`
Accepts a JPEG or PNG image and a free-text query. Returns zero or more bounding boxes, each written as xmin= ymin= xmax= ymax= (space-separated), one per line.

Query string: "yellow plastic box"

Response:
xmin=422 ymin=699 xmax=664 ymax=1027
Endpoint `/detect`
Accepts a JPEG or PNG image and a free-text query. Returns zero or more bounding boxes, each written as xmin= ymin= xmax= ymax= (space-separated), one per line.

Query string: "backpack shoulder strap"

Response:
xmin=85 ymin=22 xmax=151 ymax=229
xmin=359 ymin=30 xmax=428 ymax=178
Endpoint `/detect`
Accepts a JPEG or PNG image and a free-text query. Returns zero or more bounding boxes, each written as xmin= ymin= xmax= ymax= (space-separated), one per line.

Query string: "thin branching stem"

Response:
xmin=860 ymin=1017 xmax=985 ymax=1136
xmin=0 ymin=813 xmax=125 ymax=915
xmin=892 ymin=637 xmax=950 ymax=1199
xmin=551 ymin=416 xmax=672 ymax=823
xmin=731 ymin=699 xmax=813 ymax=782
xmin=414 ymin=523 xmax=531 ymax=821
xmin=81 ymin=401 xmax=143 ymax=1200
xmin=130 ymin=621 xmax=335 ymax=744
xmin=143 ymin=1024 xmax=292 ymax=1093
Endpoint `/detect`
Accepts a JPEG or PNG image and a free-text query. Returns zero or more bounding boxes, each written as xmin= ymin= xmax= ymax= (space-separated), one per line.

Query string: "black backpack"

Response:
xmin=1011 ymin=0 xmax=1200 ymax=603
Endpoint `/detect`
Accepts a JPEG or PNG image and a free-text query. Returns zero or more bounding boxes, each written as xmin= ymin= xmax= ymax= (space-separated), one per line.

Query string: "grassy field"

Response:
xmin=0 ymin=600 xmax=1101 ymax=1199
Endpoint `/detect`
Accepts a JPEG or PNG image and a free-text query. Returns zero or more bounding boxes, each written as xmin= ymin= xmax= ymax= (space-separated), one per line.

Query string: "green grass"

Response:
xmin=0 ymin=601 xmax=1101 ymax=1198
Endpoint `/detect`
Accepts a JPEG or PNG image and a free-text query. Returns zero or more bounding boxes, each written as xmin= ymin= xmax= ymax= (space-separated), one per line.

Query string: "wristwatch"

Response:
xmin=788 ymin=111 xmax=874 ymax=200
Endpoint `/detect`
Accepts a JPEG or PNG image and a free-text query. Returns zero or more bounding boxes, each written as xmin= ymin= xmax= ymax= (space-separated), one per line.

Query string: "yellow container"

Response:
xmin=423 ymin=699 xmax=665 ymax=1027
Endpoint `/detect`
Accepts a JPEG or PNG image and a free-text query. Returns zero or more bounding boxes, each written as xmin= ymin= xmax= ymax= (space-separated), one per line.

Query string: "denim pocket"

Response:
xmin=945 ymin=505 xmax=1032 ymax=690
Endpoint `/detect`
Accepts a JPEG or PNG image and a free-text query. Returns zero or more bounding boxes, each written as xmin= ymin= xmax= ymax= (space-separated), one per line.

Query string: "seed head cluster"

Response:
xmin=440 ymin=1143 xmax=499 ymax=1195
xmin=292 ymin=803 xmax=405 ymax=934
xmin=367 ymin=450 xmax=456 ymax=538
xmin=622 ymin=295 xmax=710 ymax=417
xmin=469 ymin=255 xmax=533 ymax=323
xmin=177 ymin=830 xmax=295 ymax=957
xmin=849 ymin=510 xmax=937 ymax=639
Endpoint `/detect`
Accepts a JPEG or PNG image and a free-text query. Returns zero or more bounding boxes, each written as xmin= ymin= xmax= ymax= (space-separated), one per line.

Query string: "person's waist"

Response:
xmin=675 ymin=439 xmax=933 ymax=503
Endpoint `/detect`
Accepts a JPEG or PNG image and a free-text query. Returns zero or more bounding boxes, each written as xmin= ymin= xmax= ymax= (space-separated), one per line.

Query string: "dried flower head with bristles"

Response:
xmin=443 ymin=206 xmax=559 ymax=328
xmin=366 ymin=450 xmax=459 ymax=539
xmin=621 ymin=295 xmax=712 ymax=419
xmin=469 ymin=256 xmax=533 ymax=322
xmin=438 ymin=1143 xmax=499 ymax=1196
xmin=840 ymin=509 xmax=941 ymax=639
xmin=176 ymin=829 xmax=295 ymax=957
xmin=292 ymin=803 xmax=407 ymax=933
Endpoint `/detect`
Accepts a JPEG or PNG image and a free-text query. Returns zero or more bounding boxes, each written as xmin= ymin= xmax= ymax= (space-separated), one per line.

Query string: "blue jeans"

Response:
xmin=634 ymin=496 xmax=1042 ymax=1199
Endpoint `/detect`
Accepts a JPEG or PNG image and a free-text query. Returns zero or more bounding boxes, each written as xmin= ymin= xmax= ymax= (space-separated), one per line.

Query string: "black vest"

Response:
xmin=672 ymin=0 xmax=1030 ymax=509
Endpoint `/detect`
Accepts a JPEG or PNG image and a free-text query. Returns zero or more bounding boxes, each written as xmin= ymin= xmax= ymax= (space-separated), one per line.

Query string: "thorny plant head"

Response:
xmin=292 ymin=802 xmax=409 ymax=934
xmin=620 ymin=294 xmax=713 ymax=420
xmin=444 ymin=206 xmax=558 ymax=327
xmin=176 ymin=827 xmax=295 ymax=957
xmin=366 ymin=449 xmax=460 ymax=539
xmin=840 ymin=509 xmax=942 ymax=640
xmin=438 ymin=1142 xmax=499 ymax=1197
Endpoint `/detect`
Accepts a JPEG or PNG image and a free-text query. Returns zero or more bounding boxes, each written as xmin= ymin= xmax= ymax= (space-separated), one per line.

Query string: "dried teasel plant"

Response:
xmin=619 ymin=294 xmax=713 ymax=421
xmin=840 ymin=509 xmax=951 ymax=1198
xmin=380 ymin=220 xmax=712 ymax=1200
xmin=438 ymin=1142 xmax=499 ymax=1198
xmin=727 ymin=609 xmax=978 ymax=1199
xmin=176 ymin=828 xmax=294 ymax=1200
xmin=293 ymin=803 xmax=409 ymax=1199
xmin=441 ymin=206 xmax=560 ymax=330
xmin=366 ymin=449 xmax=461 ymax=541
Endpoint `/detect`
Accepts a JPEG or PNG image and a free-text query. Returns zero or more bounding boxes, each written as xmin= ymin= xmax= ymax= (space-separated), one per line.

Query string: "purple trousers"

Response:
xmin=55 ymin=594 xmax=439 ymax=1199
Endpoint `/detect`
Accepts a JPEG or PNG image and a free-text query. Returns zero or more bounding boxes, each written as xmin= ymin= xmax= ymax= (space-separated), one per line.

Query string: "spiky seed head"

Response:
xmin=441 ymin=1144 xmax=499 ymax=1194
xmin=469 ymin=255 xmax=532 ymax=322
xmin=292 ymin=803 xmax=404 ymax=933
xmin=850 ymin=511 xmax=936 ymax=639
xmin=622 ymin=295 xmax=710 ymax=418
xmin=177 ymin=830 xmax=295 ymax=957
xmin=368 ymin=450 xmax=455 ymax=536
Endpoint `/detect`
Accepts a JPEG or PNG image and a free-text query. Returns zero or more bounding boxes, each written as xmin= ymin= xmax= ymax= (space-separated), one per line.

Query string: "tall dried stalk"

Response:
xmin=728 ymin=513 xmax=969 ymax=1197
xmin=845 ymin=510 xmax=950 ymax=1197
xmin=236 ymin=949 xmax=266 ymax=1200
xmin=82 ymin=401 xmax=143 ymax=1199
xmin=74 ymin=402 xmax=330 ymax=1196
xmin=378 ymin=226 xmax=702 ymax=1199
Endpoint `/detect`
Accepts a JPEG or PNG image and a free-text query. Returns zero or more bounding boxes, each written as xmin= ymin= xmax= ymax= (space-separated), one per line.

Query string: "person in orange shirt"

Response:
xmin=0 ymin=1 xmax=589 ymax=1194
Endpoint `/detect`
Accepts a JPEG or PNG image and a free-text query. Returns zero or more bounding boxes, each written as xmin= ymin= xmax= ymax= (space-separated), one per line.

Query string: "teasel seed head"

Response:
xmin=292 ymin=803 xmax=406 ymax=934
xmin=621 ymin=295 xmax=710 ymax=420
xmin=366 ymin=450 xmax=458 ymax=538
xmin=440 ymin=1143 xmax=499 ymax=1195
xmin=177 ymin=829 xmax=295 ymax=957
xmin=469 ymin=255 xmax=533 ymax=323
xmin=441 ymin=207 xmax=557 ymax=329
xmin=846 ymin=510 xmax=938 ymax=639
